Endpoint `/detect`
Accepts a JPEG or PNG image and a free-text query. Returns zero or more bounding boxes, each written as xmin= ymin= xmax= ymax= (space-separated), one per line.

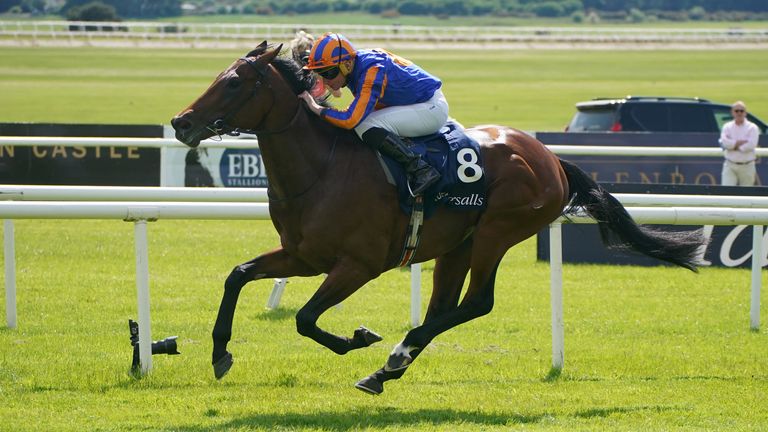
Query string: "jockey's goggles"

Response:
xmin=317 ymin=66 xmax=340 ymax=80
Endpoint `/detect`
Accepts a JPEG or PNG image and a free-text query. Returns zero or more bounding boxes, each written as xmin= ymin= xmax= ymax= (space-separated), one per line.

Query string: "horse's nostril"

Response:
xmin=171 ymin=115 xmax=193 ymax=131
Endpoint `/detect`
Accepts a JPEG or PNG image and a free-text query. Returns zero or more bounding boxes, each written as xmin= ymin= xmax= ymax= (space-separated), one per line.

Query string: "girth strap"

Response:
xmin=397 ymin=196 xmax=425 ymax=267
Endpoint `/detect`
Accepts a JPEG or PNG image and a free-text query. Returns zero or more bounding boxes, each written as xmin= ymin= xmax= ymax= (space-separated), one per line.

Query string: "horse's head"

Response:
xmin=171 ymin=41 xmax=312 ymax=148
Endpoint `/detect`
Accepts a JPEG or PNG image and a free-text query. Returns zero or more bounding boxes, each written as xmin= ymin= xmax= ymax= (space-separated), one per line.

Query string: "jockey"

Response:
xmin=289 ymin=30 xmax=342 ymax=101
xmin=299 ymin=32 xmax=446 ymax=196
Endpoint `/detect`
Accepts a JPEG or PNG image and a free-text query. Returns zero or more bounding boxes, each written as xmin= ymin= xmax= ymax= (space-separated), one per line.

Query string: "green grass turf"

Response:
xmin=0 ymin=219 xmax=765 ymax=431
xmin=0 ymin=42 xmax=767 ymax=430
xmin=0 ymin=46 xmax=766 ymax=131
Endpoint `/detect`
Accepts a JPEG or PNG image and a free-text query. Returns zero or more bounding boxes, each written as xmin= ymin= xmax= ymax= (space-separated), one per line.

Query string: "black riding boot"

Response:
xmin=362 ymin=127 xmax=441 ymax=196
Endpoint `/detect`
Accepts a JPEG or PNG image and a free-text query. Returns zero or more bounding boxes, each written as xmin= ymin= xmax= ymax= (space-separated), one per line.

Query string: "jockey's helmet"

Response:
xmin=304 ymin=33 xmax=356 ymax=70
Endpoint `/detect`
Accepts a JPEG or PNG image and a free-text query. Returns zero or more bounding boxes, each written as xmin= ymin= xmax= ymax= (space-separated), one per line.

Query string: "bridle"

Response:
xmin=206 ymin=56 xmax=302 ymax=139
xmin=206 ymin=52 xmax=338 ymax=203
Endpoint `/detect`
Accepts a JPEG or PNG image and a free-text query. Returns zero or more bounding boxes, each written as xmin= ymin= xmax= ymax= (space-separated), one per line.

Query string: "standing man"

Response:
xmin=720 ymin=101 xmax=760 ymax=186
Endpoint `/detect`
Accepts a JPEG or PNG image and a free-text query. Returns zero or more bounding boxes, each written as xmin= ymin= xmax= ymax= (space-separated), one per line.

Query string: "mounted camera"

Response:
xmin=129 ymin=319 xmax=180 ymax=374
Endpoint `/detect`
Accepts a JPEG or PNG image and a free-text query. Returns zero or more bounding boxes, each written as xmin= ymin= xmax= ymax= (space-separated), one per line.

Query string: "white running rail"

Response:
xmin=2 ymin=21 xmax=767 ymax=47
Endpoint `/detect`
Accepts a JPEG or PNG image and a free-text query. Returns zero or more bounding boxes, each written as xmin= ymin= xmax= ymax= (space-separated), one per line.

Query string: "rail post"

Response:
xmin=126 ymin=207 xmax=159 ymax=376
xmin=4 ymin=219 xmax=16 ymax=329
xmin=410 ymin=263 xmax=421 ymax=327
xmin=549 ymin=222 xmax=564 ymax=370
xmin=751 ymin=225 xmax=763 ymax=330
xmin=266 ymin=278 xmax=287 ymax=309
xmin=133 ymin=219 xmax=153 ymax=375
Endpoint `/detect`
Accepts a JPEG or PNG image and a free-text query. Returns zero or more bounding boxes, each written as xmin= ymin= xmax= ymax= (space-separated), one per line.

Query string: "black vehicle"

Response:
xmin=566 ymin=96 xmax=767 ymax=134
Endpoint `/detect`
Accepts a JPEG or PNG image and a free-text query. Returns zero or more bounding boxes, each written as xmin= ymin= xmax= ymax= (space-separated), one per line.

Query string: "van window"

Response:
xmin=668 ymin=104 xmax=719 ymax=132
xmin=712 ymin=106 xmax=733 ymax=131
xmin=568 ymin=108 xmax=615 ymax=132
xmin=624 ymin=104 xmax=668 ymax=131
xmin=746 ymin=115 xmax=768 ymax=134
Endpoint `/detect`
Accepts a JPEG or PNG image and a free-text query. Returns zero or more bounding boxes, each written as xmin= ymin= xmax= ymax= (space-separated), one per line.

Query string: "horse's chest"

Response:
xmin=270 ymin=205 xmax=331 ymax=249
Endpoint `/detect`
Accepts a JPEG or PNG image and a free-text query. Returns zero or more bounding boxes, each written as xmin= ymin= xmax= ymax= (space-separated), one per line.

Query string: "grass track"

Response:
xmin=0 ymin=219 xmax=766 ymax=431
xmin=0 ymin=43 xmax=767 ymax=430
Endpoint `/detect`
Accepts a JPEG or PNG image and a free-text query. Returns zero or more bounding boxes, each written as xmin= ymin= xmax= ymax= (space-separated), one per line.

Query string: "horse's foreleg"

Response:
xmin=295 ymin=258 xmax=382 ymax=355
xmin=212 ymin=248 xmax=317 ymax=380
xmin=356 ymin=239 xmax=473 ymax=395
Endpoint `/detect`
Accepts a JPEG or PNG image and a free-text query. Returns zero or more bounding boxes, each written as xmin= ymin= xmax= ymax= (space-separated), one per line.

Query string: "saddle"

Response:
xmin=377 ymin=121 xmax=487 ymax=219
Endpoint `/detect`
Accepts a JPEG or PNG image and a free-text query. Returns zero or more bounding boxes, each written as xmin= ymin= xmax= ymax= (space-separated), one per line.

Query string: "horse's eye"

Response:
xmin=227 ymin=78 xmax=241 ymax=89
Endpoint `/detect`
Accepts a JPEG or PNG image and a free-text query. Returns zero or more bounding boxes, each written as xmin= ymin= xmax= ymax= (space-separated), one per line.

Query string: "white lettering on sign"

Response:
xmin=227 ymin=154 xmax=242 ymax=177
xmin=227 ymin=154 xmax=263 ymax=178
xmin=241 ymin=154 xmax=261 ymax=177
xmin=718 ymin=225 xmax=768 ymax=267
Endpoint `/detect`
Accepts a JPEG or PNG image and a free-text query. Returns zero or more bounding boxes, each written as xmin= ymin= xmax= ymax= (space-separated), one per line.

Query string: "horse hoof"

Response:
xmin=213 ymin=352 xmax=233 ymax=380
xmin=355 ymin=376 xmax=383 ymax=395
xmin=354 ymin=326 xmax=383 ymax=347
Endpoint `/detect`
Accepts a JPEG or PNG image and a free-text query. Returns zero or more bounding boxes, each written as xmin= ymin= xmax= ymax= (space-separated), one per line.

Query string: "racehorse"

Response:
xmin=171 ymin=42 xmax=706 ymax=395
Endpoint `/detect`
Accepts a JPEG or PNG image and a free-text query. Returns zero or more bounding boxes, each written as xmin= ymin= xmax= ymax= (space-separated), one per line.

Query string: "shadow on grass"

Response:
xmin=543 ymin=367 xmax=561 ymax=382
xmin=252 ymin=307 xmax=298 ymax=322
xmin=0 ymin=326 xmax=18 ymax=335
xmin=174 ymin=404 xmax=689 ymax=431
xmin=574 ymin=404 xmax=686 ymax=419
xmin=173 ymin=407 xmax=546 ymax=431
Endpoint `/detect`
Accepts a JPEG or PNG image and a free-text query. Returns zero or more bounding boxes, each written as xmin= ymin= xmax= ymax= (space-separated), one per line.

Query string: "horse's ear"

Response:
xmin=245 ymin=41 xmax=269 ymax=58
xmin=261 ymin=43 xmax=283 ymax=63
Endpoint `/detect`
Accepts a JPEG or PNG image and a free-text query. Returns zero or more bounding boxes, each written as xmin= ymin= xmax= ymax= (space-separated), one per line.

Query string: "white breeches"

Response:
xmin=354 ymin=89 xmax=449 ymax=139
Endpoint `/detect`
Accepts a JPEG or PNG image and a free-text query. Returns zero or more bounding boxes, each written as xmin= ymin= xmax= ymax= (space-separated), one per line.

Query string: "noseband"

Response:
xmin=207 ymin=56 xmax=302 ymax=138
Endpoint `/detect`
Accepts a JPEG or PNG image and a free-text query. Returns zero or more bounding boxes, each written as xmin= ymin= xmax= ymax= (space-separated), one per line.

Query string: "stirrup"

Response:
xmin=408 ymin=168 xmax=440 ymax=197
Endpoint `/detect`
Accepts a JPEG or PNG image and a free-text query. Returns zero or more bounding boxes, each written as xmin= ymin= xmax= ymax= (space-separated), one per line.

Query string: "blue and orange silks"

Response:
xmin=319 ymin=49 xmax=442 ymax=129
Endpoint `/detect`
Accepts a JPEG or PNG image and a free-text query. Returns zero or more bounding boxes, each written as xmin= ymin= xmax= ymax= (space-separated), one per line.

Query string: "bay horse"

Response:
xmin=171 ymin=42 xmax=705 ymax=395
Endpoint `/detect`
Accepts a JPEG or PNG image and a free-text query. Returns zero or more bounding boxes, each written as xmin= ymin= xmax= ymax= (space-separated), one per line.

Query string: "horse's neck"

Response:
xmin=257 ymin=112 xmax=340 ymax=201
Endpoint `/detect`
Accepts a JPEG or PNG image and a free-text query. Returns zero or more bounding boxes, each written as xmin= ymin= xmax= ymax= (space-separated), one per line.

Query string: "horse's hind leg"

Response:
xmin=356 ymin=239 xmax=473 ymax=395
xmin=295 ymin=257 xmax=383 ymax=355
xmin=358 ymin=213 xmax=552 ymax=394
xmin=212 ymin=248 xmax=318 ymax=380
xmin=424 ymin=238 xmax=473 ymax=322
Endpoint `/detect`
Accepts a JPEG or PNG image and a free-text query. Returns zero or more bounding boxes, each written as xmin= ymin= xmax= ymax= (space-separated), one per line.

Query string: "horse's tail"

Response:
xmin=558 ymin=158 xmax=706 ymax=272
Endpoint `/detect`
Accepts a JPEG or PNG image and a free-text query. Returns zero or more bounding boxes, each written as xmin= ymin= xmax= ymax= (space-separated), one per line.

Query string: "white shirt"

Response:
xmin=719 ymin=120 xmax=759 ymax=163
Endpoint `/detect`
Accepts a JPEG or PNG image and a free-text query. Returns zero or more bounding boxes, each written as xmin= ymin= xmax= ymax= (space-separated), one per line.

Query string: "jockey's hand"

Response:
xmin=299 ymin=91 xmax=322 ymax=116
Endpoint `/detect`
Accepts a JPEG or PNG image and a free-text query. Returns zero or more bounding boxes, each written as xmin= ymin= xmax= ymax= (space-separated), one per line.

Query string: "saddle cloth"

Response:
xmin=378 ymin=121 xmax=486 ymax=218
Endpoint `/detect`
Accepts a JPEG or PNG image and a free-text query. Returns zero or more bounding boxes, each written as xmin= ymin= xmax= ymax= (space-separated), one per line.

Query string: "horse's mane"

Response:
xmin=245 ymin=44 xmax=331 ymax=108
xmin=272 ymin=55 xmax=317 ymax=96
xmin=275 ymin=55 xmax=342 ymax=109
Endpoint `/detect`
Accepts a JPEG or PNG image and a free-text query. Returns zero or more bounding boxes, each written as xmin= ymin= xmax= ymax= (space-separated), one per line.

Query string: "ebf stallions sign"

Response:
xmin=219 ymin=148 xmax=268 ymax=187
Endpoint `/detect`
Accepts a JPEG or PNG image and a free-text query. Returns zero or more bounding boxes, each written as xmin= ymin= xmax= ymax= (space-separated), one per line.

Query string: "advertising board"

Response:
xmin=159 ymin=127 xmax=267 ymax=187
xmin=0 ymin=123 xmax=161 ymax=186
xmin=537 ymin=132 xmax=767 ymax=186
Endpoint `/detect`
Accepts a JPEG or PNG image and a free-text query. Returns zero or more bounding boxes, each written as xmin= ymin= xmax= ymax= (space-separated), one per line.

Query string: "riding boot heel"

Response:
xmin=409 ymin=161 xmax=441 ymax=196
